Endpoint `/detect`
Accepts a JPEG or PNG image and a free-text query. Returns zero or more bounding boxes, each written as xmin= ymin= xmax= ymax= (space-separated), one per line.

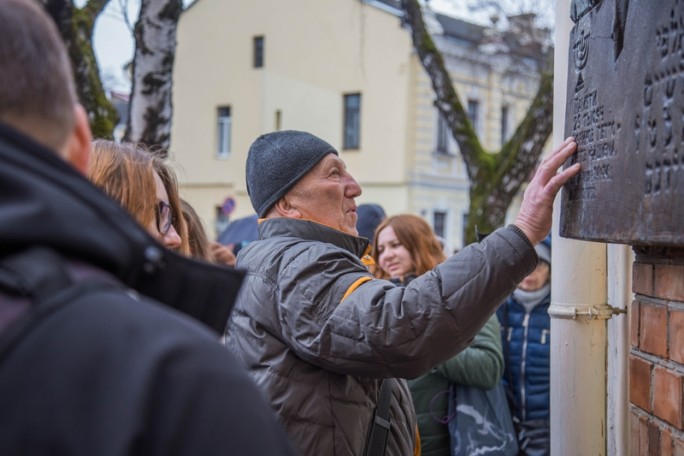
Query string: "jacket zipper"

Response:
xmin=520 ymin=311 xmax=530 ymax=421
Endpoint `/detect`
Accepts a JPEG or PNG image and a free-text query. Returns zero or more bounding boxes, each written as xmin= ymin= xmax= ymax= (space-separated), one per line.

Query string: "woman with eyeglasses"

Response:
xmin=88 ymin=140 xmax=189 ymax=255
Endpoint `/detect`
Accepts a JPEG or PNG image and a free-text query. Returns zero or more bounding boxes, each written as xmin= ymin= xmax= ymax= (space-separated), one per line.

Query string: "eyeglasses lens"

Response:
xmin=156 ymin=201 xmax=174 ymax=235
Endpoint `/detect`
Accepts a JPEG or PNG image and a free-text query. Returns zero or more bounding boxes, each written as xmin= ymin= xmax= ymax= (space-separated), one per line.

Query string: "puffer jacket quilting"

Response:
xmin=497 ymin=294 xmax=551 ymax=422
xmin=225 ymin=217 xmax=537 ymax=455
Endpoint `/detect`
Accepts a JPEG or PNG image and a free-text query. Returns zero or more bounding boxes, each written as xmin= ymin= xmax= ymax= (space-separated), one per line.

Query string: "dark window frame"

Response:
xmin=436 ymin=112 xmax=450 ymax=155
xmin=216 ymin=106 xmax=232 ymax=157
xmin=467 ymin=99 xmax=480 ymax=134
xmin=501 ymin=104 xmax=509 ymax=145
xmin=433 ymin=210 xmax=447 ymax=239
xmin=253 ymin=36 xmax=264 ymax=68
xmin=343 ymin=93 xmax=361 ymax=150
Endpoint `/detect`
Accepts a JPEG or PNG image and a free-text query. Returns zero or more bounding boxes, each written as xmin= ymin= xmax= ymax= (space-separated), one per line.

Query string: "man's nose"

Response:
xmin=345 ymin=173 xmax=362 ymax=198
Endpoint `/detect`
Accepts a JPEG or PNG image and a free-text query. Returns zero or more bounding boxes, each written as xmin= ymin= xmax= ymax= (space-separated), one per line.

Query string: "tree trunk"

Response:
xmin=399 ymin=0 xmax=554 ymax=244
xmin=40 ymin=0 xmax=118 ymax=139
xmin=124 ymin=0 xmax=182 ymax=153
xmin=466 ymin=71 xmax=554 ymax=241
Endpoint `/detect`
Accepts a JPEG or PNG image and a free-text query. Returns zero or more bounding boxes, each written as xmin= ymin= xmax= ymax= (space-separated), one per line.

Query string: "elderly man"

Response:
xmin=0 ymin=1 xmax=295 ymax=454
xmin=225 ymin=130 xmax=579 ymax=455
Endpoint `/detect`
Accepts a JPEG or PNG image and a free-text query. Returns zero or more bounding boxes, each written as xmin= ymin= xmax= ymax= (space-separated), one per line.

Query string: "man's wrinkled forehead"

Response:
xmin=314 ymin=153 xmax=348 ymax=171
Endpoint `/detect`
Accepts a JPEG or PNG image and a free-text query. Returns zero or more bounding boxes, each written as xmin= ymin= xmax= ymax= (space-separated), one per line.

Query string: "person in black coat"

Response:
xmin=0 ymin=1 xmax=296 ymax=455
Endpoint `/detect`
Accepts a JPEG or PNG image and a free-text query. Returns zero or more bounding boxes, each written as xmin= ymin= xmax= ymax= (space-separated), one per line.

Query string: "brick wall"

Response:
xmin=630 ymin=247 xmax=684 ymax=455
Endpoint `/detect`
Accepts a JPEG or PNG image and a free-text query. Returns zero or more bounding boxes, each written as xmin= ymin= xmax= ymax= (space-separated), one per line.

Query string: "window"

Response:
xmin=343 ymin=93 xmax=361 ymax=149
xmin=217 ymin=106 xmax=232 ymax=157
xmin=501 ymin=105 xmax=509 ymax=144
xmin=275 ymin=109 xmax=282 ymax=131
xmin=253 ymin=36 xmax=264 ymax=68
xmin=467 ymin=99 xmax=480 ymax=134
xmin=462 ymin=212 xmax=469 ymax=246
xmin=436 ymin=112 xmax=449 ymax=155
xmin=433 ymin=211 xmax=447 ymax=239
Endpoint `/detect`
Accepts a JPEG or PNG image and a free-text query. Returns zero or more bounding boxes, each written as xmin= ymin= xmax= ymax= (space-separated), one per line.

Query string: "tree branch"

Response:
xmin=399 ymin=0 xmax=485 ymax=180
xmin=82 ymin=0 xmax=110 ymax=35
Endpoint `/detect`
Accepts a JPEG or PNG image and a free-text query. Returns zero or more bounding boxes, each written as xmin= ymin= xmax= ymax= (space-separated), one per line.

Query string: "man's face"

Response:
xmin=518 ymin=261 xmax=550 ymax=292
xmin=284 ymin=153 xmax=362 ymax=235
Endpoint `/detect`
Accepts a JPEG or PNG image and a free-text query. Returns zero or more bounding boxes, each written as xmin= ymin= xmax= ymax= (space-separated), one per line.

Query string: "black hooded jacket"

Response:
xmin=0 ymin=124 xmax=297 ymax=455
xmin=0 ymin=123 xmax=242 ymax=333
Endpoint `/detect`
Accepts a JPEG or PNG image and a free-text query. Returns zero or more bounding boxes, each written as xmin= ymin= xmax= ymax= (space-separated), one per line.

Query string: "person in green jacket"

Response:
xmin=372 ymin=213 xmax=504 ymax=456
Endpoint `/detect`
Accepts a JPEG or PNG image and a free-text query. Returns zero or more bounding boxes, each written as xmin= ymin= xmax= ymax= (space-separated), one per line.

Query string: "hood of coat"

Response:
xmin=258 ymin=217 xmax=370 ymax=258
xmin=0 ymin=123 xmax=243 ymax=334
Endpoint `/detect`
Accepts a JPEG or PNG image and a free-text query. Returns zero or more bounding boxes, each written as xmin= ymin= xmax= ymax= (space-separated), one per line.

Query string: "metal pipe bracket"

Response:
xmin=548 ymin=303 xmax=627 ymax=320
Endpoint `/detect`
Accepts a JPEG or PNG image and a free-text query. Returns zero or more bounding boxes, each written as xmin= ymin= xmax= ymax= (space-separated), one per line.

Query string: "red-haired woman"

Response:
xmin=372 ymin=214 xmax=505 ymax=456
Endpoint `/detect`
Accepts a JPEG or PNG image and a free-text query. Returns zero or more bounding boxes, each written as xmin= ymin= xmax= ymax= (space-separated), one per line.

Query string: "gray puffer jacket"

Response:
xmin=224 ymin=218 xmax=537 ymax=456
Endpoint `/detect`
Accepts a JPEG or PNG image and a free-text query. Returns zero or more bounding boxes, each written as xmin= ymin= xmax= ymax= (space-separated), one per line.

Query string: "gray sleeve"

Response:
xmin=280 ymin=225 xmax=536 ymax=379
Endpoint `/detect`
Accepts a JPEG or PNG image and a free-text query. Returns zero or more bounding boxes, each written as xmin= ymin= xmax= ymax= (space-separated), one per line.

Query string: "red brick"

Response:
xmin=653 ymin=367 xmax=684 ymax=429
xmin=631 ymin=411 xmax=641 ymax=456
xmin=631 ymin=355 xmax=653 ymax=412
xmin=649 ymin=421 xmax=662 ymax=455
xmin=641 ymin=302 xmax=669 ymax=357
xmin=640 ymin=415 xmax=651 ymax=455
xmin=661 ymin=426 xmax=673 ymax=456
xmin=634 ymin=261 xmax=654 ymax=296
xmin=632 ymin=300 xmax=641 ymax=349
xmin=655 ymin=264 xmax=684 ymax=302
xmin=670 ymin=309 xmax=684 ymax=364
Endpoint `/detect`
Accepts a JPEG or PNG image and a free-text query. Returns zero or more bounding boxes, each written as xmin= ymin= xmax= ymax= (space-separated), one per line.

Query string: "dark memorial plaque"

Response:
xmin=561 ymin=0 xmax=684 ymax=246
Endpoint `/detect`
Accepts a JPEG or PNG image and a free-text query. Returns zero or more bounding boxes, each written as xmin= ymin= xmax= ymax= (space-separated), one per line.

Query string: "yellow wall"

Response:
xmin=171 ymin=0 xmax=542 ymax=247
xmin=171 ymin=0 xmax=414 ymax=236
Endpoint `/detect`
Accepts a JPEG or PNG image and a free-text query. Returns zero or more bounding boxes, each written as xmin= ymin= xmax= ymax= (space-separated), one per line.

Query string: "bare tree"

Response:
xmin=39 ymin=0 xmax=118 ymax=139
xmin=400 ymin=0 xmax=554 ymax=243
xmin=124 ymin=0 xmax=183 ymax=153
xmin=41 ymin=0 xmax=183 ymax=149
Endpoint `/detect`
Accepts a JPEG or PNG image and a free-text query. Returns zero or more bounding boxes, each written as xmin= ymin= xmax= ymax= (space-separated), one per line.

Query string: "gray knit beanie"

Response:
xmin=246 ymin=130 xmax=338 ymax=217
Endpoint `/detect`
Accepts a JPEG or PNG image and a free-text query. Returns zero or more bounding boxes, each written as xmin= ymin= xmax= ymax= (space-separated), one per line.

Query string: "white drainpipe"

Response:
xmin=548 ymin=233 xmax=608 ymax=455
xmin=606 ymin=244 xmax=632 ymax=455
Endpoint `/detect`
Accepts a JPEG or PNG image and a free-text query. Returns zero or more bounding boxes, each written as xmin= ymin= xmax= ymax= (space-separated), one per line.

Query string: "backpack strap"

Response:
xmin=0 ymin=247 xmax=110 ymax=364
xmin=363 ymin=378 xmax=393 ymax=456
xmin=0 ymin=247 xmax=72 ymax=302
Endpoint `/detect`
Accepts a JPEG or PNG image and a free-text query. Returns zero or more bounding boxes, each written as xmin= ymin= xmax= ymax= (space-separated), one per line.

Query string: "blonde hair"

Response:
xmin=153 ymin=157 xmax=190 ymax=255
xmin=180 ymin=199 xmax=212 ymax=261
xmin=88 ymin=140 xmax=190 ymax=255
xmin=372 ymin=214 xmax=446 ymax=279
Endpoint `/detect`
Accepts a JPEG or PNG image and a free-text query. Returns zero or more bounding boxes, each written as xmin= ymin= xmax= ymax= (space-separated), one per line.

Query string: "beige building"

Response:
xmin=170 ymin=0 xmax=542 ymax=250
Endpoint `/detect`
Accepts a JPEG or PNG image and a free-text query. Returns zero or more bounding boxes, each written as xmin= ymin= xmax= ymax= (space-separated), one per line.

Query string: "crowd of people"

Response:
xmin=0 ymin=1 xmax=580 ymax=455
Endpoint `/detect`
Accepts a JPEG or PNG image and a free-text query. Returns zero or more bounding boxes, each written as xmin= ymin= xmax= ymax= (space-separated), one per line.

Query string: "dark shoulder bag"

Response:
xmin=363 ymin=379 xmax=393 ymax=456
xmin=447 ymin=381 xmax=518 ymax=456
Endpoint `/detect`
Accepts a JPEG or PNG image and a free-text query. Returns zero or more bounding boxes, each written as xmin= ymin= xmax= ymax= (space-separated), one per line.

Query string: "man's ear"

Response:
xmin=272 ymin=196 xmax=302 ymax=219
xmin=62 ymin=104 xmax=92 ymax=174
